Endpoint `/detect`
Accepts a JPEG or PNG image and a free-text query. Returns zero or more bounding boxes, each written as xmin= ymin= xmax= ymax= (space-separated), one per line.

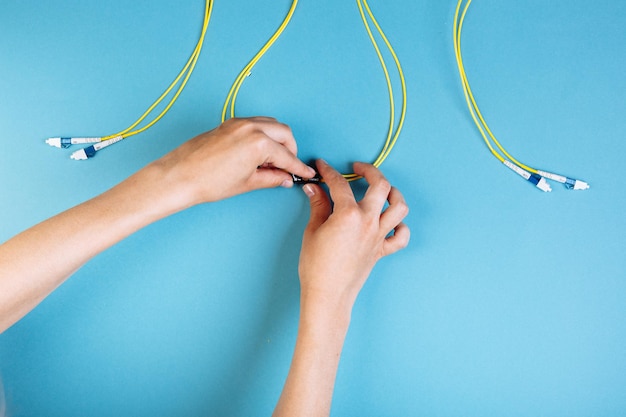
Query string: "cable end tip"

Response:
xmin=70 ymin=149 xmax=88 ymax=161
xmin=45 ymin=137 xmax=62 ymax=148
xmin=528 ymin=174 xmax=552 ymax=192
xmin=536 ymin=177 xmax=552 ymax=193
xmin=291 ymin=172 xmax=322 ymax=185
xmin=566 ymin=179 xmax=590 ymax=191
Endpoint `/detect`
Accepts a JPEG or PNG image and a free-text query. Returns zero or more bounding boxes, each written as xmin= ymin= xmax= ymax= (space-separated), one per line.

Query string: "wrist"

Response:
xmin=300 ymin=287 xmax=354 ymax=332
xmin=137 ymin=158 xmax=199 ymax=214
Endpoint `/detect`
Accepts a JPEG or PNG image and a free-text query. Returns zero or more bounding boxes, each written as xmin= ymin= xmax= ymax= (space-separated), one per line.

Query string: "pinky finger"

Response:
xmin=382 ymin=222 xmax=411 ymax=257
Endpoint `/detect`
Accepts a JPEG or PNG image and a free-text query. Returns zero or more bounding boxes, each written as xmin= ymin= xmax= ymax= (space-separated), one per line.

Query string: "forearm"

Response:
xmin=276 ymin=161 xmax=409 ymax=416
xmin=273 ymin=293 xmax=352 ymax=417
xmin=0 ymin=161 xmax=186 ymax=333
xmin=0 ymin=117 xmax=314 ymax=334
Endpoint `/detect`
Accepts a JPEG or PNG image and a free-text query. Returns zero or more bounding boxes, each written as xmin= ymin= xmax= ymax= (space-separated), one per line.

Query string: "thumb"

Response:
xmin=303 ymin=184 xmax=331 ymax=232
xmin=251 ymin=169 xmax=294 ymax=190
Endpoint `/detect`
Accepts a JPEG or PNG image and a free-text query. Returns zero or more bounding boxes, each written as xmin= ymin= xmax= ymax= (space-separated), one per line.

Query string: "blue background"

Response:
xmin=1 ymin=0 xmax=625 ymax=416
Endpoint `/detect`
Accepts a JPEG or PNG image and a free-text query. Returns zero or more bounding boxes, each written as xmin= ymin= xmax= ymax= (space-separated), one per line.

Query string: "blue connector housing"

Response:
xmin=528 ymin=174 xmax=542 ymax=186
xmin=528 ymin=173 xmax=552 ymax=192
xmin=83 ymin=145 xmax=97 ymax=158
xmin=564 ymin=178 xmax=590 ymax=190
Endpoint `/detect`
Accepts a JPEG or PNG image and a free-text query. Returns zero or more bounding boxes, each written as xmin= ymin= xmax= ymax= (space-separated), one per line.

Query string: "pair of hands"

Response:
xmin=157 ymin=116 xmax=410 ymax=311
xmin=0 ymin=116 xmax=409 ymax=415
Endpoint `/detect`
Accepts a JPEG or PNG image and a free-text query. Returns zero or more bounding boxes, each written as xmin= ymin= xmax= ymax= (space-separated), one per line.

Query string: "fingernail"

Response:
xmin=302 ymin=184 xmax=315 ymax=197
xmin=281 ymin=179 xmax=293 ymax=188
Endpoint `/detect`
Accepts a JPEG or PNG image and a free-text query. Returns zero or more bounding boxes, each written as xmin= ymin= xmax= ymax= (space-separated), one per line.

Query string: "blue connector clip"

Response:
xmin=59 ymin=137 xmax=73 ymax=148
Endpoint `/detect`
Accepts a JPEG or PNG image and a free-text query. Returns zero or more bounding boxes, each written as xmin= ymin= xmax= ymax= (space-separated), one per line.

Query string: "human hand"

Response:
xmin=298 ymin=160 xmax=410 ymax=313
xmin=152 ymin=117 xmax=316 ymax=207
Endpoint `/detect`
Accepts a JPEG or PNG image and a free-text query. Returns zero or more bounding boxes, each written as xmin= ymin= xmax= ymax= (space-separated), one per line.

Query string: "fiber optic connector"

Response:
xmin=292 ymin=172 xmax=322 ymax=185
xmin=45 ymin=137 xmax=101 ymax=149
xmin=528 ymin=173 xmax=552 ymax=193
xmin=504 ymin=160 xmax=552 ymax=192
xmin=565 ymin=178 xmax=590 ymax=190
xmin=70 ymin=146 xmax=97 ymax=160
xmin=70 ymin=136 xmax=124 ymax=160
xmin=537 ymin=171 xmax=590 ymax=190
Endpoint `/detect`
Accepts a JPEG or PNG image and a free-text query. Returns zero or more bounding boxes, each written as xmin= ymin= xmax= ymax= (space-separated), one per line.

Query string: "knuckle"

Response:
xmin=372 ymin=177 xmax=393 ymax=196
xmin=396 ymin=201 xmax=409 ymax=218
xmin=342 ymin=206 xmax=362 ymax=223
xmin=277 ymin=121 xmax=292 ymax=134
xmin=250 ymin=133 xmax=271 ymax=152
xmin=309 ymin=196 xmax=327 ymax=210
xmin=229 ymin=117 xmax=257 ymax=134
xmin=223 ymin=117 xmax=243 ymax=130
xmin=377 ymin=178 xmax=392 ymax=193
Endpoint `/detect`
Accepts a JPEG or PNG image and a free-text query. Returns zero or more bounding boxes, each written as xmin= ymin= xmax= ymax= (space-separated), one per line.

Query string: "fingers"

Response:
xmin=353 ymin=162 xmax=409 ymax=255
xmin=251 ymin=168 xmax=295 ymax=190
xmin=376 ymin=185 xmax=410 ymax=257
xmin=246 ymin=116 xmax=299 ymax=158
xmin=315 ymin=160 xmax=356 ymax=209
xmin=383 ymin=222 xmax=411 ymax=256
xmin=379 ymin=186 xmax=409 ymax=233
xmin=302 ymin=184 xmax=332 ymax=232
xmin=301 ymin=159 xmax=409 ymax=264
xmin=262 ymin=139 xmax=316 ymax=180
xmin=232 ymin=117 xmax=316 ymax=181
xmin=353 ymin=162 xmax=392 ymax=215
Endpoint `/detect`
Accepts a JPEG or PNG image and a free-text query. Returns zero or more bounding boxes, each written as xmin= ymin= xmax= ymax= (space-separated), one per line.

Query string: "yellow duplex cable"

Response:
xmin=453 ymin=0 xmax=504 ymax=163
xmin=453 ymin=0 xmax=536 ymax=172
xmin=222 ymin=0 xmax=299 ymax=122
xmin=103 ymin=0 xmax=214 ymax=141
xmin=51 ymin=0 xmax=214 ymax=160
xmin=357 ymin=0 xmax=395 ymax=174
xmin=359 ymin=0 xmax=407 ymax=169
xmin=223 ymin=0 xmax=406 ymax=181
xmin=341 ymin=0 xmax=407 ymax=181
xmin=453 ymin=0 xmax=589 ymax=191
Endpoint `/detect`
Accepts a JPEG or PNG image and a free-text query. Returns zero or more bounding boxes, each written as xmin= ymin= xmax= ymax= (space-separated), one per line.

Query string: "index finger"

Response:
xmin=252 ymin=117 xmax=299 ymax=156
xmin=316 ymin=159 xmax=357 ymax=209
xmin=262 ymin=139 xmax=316 ymax=180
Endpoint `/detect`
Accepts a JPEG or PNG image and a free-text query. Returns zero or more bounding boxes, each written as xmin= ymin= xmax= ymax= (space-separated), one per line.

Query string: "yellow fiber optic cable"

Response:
xmin=48 ymin=0 xmax=213 ymax=159
xmin=107 ymin=0 xmax=213 ymax=140
xmin=222 ymin=0 xmax=406 ymax=181
xmin=358 ymin=0 xmax=407 ymax=171
xmin=221 ymin=0 xmax=299 ymax=122
xmin=453 ymin=0 xmax=533 ymax=171
xmin=453 ymin=0 xmax=589 ymax=190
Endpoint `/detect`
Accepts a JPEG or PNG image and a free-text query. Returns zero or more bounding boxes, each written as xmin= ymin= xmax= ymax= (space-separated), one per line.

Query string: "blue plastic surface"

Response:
xmin=1 ymin=1 xmax=626 ymax=416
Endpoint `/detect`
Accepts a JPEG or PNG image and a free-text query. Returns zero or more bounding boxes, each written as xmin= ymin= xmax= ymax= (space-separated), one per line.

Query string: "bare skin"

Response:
xmin=274 ymin=160 xmax=410 ymax=417
xmin=0 ymin=117 xmax=315 ymax=333
xmin=0 ymin=117 xmax=410 ymax=416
